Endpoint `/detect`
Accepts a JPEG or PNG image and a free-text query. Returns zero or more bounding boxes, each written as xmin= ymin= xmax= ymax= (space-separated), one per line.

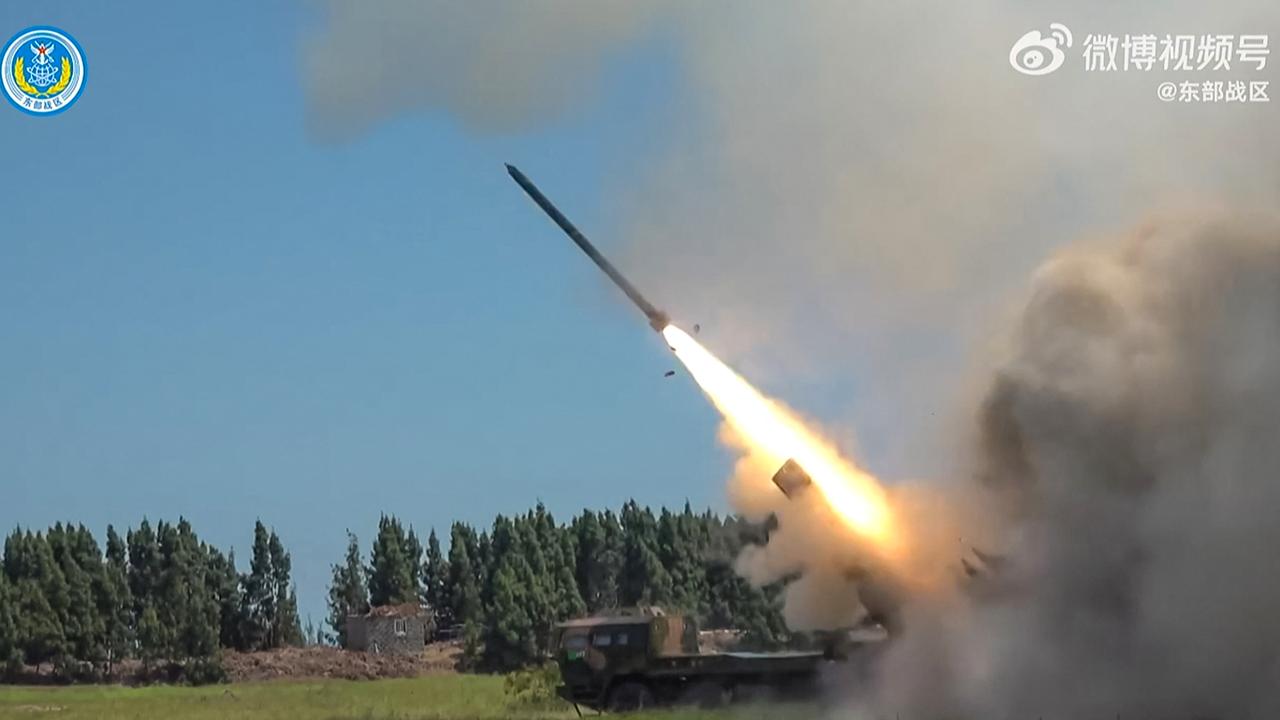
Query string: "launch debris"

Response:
xmin=771 ymin=458 xmax=814 ymax=498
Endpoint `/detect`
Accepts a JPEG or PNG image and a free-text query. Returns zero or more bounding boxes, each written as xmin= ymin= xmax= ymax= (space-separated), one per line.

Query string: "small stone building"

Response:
xmin=346 ymin=603 xmax=431 ymax=655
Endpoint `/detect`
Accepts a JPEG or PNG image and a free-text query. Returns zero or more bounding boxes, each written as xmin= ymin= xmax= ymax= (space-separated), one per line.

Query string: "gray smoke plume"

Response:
xmin=867 ymin=211 xmax=1280 ymax=718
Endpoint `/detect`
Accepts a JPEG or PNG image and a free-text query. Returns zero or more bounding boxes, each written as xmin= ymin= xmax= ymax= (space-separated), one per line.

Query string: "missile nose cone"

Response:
xmin=505 ymin=164 xmax=527 ymax=184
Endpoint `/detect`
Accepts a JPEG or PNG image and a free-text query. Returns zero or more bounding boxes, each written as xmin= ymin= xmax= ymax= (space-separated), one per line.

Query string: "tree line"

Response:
xmin=327 ymin=501 xmax=787 ymax=670
xmin=0 ymin=519 xmax=302 ymax=682
xmin=0 ymin=502 xmax=787 ymax=682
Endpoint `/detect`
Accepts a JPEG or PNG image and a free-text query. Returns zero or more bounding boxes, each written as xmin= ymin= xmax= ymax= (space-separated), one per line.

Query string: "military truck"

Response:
xmin=553 ymin=608 xmax=839 ymax=712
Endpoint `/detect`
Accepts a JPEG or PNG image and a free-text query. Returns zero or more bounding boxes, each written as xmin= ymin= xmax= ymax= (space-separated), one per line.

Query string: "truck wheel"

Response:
xmin=606 ymin=681 xmax=655 ymax=712
xmin=683 ymin=680 xmax=729 ymax=708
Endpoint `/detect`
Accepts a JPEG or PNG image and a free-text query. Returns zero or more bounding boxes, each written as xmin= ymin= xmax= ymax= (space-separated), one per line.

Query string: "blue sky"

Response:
xmin=0 ymin=3 xmax=744 ymax=626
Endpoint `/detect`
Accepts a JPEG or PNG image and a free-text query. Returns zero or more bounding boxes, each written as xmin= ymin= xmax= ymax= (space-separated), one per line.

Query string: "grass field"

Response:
xmin=0 ymin=675 xmax=817 ymax=720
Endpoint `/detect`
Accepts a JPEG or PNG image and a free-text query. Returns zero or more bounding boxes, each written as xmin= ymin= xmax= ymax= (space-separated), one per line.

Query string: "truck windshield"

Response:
xmin=562 ymin=633 xmax=587 ymax=651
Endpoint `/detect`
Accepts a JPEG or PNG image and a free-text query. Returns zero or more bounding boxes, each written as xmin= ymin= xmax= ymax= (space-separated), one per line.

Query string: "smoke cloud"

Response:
xmin=868 ymin=211 xmax=1280 ymax=718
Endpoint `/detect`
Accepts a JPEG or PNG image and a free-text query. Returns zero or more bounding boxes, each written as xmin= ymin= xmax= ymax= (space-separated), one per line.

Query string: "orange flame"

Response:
xmin=662 ymin=325 xmax=899 ymax=553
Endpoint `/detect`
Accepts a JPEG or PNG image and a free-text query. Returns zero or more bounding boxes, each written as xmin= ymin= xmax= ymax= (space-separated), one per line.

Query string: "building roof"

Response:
xmin=557 ymin=615 xmax=654 ymax=628
xmin=354 ymin=603 xmax=426 ymax=619
xmin=556 ymin=606 xmax=670 ymax=628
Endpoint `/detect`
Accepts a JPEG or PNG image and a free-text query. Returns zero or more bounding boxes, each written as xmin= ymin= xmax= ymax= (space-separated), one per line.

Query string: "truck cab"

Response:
xmin=556 ymin=611 xmax=698 ymax=709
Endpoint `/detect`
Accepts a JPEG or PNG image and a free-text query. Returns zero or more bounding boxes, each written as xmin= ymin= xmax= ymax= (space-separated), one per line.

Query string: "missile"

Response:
xmin=507 ymin=164 xmax=671 ymax=332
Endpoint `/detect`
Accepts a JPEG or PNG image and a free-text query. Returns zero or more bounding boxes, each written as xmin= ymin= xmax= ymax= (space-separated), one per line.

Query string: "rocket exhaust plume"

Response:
xmin=663 ymin=325 xmax=899 ymax=552
xmin=507 ymin=163 xmax=900 ymax=557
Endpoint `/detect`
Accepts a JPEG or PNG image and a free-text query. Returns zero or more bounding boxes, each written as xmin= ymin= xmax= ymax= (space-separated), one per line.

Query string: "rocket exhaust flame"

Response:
xmin=661 ymin=324 xmax=899 ymax=552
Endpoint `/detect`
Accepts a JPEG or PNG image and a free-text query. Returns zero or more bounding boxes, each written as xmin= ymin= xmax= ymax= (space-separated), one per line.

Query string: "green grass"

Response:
xmin=0 ymin=675 xmax=552 ymax=720
xmin=0 ymin=676 xmax=818 ymax=720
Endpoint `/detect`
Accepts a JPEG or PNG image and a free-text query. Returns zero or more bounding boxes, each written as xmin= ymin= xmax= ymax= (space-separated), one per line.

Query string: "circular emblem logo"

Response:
xmin=2 ymin=26 xmax=87 ymax=116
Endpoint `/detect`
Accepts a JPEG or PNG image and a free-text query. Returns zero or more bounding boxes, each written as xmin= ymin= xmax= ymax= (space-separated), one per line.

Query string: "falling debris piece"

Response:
xmin=664 ymin=370 xmax=676 ymax=378
xmin=969 ymin=547 xmax=1008 ymax=572
xmin=771 ymin=458 xmax=813 ymax=498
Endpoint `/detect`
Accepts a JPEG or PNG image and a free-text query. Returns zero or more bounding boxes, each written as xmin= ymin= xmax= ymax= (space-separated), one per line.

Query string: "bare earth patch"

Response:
xmin=222 ymin=641 xmax=463 ymax=682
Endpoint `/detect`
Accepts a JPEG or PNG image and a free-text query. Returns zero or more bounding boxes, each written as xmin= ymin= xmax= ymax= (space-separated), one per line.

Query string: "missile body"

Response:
xmin=507 ymin=164 xmax=670 ymax=332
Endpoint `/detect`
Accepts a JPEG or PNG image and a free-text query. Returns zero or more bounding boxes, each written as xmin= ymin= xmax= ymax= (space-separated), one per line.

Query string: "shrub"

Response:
xmin=503 ymin=662 xmax=563 ymax=708
xmin=181 ymin=657 xmax=228 ymax=686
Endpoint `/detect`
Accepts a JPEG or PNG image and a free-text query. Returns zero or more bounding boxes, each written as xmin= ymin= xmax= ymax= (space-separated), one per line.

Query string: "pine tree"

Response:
xmin=239 ymin=520 xmax=274 ymax=651
xmin=70 ymin=524 xmax=110 ymax=672
xmin=136 ymin=603 xmax=168 ymax=671
xmin=102 ymin=526 xmax=133 ymax=674
xmin=474 ymin=531 xmax=492 ymax=601
xmin=175 ymin=553 xmax=219 ymax=663
xmin=155 ymin=520 xmax=216 ymax=663
xmin=404 ymin=527 xmax=424 ymax=602
xmin=126 ymin=520 xmax=161 ymax=619
xmin=207 ymin=547 xmax=242 ymax=650
xmin=619 ymin=501 xmax=673 ymax=607
xmin=554 ymin=531 xmax=587 ymax=620
xmin=282 ymin=586 xmax=304 ymax=647
xmin=523 ymin=505 xmax=584 ymax=651
xmin=152 ymin=521 xmax=181 ymax=662
xmin=47 ymin=524 xmax=107 ymax=673
xmin=422 ymin=529 xmax=450 ymax=626
xmin=446 ymin=523 xmax=483 ymax=629
xmin=0 ymin=570 xmax=21 ymax=675
xmin=513 ymin=513 xmax=555 ymax=655
xmin=14 ymin=577 xmax=63 ymax=670
xmin=572 ymin=510 xmax=622 ymax=611
xmin=267 ymin=530 xmax=302 ymax=647
xmin=368 ymin=515 xmax=416 ymax=606
xmin=485 ymin=562 xmax=535 ymax=668
xmin=326 ymin=531 xmax=368 ymax=648
xmin=659 ymin=507 xmax=707 ymax=616
xmin=13 ymin=531 xmax=71 ymax=670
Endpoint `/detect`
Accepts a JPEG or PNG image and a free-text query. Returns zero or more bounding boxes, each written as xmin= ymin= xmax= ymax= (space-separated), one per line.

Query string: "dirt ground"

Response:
xmin=221 ymin=640 xmax=464 ymax=682
xmin=4 ymin=641 xmax=465 ymax=686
